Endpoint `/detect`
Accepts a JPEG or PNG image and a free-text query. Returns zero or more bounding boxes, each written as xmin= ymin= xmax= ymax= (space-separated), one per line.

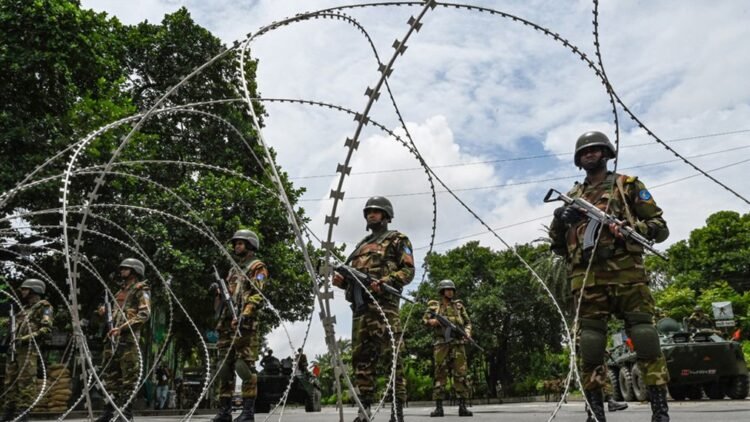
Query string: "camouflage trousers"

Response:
xmin=3 ymin=345 xmax=39 ymax=408
xmin=576 ymin=283 xmax=669 ymax=391
xmin=432 ymin=343 xmax=470 ymax=400
xmin=216 ymin=328 xmax=260 ymax=399
xmin=352 ymin=304 xmax=406 ymax=402
xmin=101 ymin=339 xmax=141 ymax=404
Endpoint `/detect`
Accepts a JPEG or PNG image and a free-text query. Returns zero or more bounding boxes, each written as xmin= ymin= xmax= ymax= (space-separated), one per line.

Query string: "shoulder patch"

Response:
xmin=43 ymin=307 xmax=53 ymax=316
xmin=403 ymin=245 xmax=412 ymax=256
xmin=638 ymin=189 xmax=652 ymax=201
xmin=256 ymin=273 xmax=266 ymax=281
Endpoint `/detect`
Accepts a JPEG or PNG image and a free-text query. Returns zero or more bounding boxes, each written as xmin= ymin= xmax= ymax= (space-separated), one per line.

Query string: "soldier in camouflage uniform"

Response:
xmin=2 ymin=279 xmax=53 ymax=422
xmin=549 ymin=131 xmax=670 ymax=422
xmin=333 ymin=196 xmax=414 ymax=422
xmin=423 ymin=280 xmax=473 ymax=417
xmin=212 ymin=229 xmax=268 ymax=422
xmin=94 ymin=258 xmax=151 ymax=422
xmin=687 ymin=306 xmax=713 ymax=331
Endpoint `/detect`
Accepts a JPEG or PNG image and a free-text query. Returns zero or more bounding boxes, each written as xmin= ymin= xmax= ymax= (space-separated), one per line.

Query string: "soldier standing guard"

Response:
xmin=211 ymin=229 xmax=268 ymax=422
xmin=548 ymin=131 xmax=670 ymax=422
xmin=332 ymin=196 xmax=415 ymax=422
xmin=2 ymin=279 xmax=53 ymax=422
xmin=687 ymin=306 xmax=713 ymax=331
xmin=423 ymin=280 xmax=473 ymax=417
xmin=94 ymin=258 xmax=151 ymax=422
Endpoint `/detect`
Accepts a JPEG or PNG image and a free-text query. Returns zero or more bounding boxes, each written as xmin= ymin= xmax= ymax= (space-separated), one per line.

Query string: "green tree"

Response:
xmin=1 ymin=2 xmax=313 ymax=370
xmin=648 ymin=211 xmax=750 ymax=293
xmin=402 ymin=242 xmax=566 ymax=397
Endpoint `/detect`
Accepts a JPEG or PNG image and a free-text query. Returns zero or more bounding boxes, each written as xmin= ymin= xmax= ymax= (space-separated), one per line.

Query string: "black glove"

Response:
xmin=554 ymin=206 xmax=584 ymax=225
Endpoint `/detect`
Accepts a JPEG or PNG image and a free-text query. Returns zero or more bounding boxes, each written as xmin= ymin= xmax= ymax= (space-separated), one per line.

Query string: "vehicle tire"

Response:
xmin=618 ymin=366 xmax=635 ymax=401
xmin=687 ymin=385 xmax=703 ymax=400
xmin=630 ymin=364 xmax=649 ymax=402
xmin=305 ymin=387 xmax=322 ymax=412
xmin=668 ymin=384 xmax=687 ymax=401
xmin=703 ymin=381 xmax=725 ymax=400
xmin=608 ymin=368 xmax=624 ymax=401
xmin=726 ymin=375 xmax=750 ymax=399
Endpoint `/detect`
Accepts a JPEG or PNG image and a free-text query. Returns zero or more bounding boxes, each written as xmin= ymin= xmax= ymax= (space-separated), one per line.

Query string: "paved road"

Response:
xmin=57 ymin=400 xmax=750 ymax=421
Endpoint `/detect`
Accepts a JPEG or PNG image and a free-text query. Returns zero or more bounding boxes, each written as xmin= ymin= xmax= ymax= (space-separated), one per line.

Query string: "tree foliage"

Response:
xmin=1 ymin=1 xmax=312 ymax=366
xmin=648 ymin=211 xmax=750 ymax=293
xmin=402 ymin=242 xmax=567 ymax=397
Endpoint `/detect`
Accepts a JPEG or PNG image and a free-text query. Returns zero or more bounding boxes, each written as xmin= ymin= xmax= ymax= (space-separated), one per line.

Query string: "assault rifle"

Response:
xmin=104 ymin=293 xmax=116 ymax=350
xmin=426 ymin=309 xmax=485 ymax=353
xmin=213 ymin=265 xmax=242 ymax=332
xmin=9 ymin=304 xmax=16 ymax=362
xmin=544 ymin=188 xmax=668 ymax=260
xmin=334 ymin=264 xmax=414 ymax=314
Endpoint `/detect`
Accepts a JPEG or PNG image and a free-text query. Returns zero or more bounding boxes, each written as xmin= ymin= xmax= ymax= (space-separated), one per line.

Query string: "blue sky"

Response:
xmin=81 ymin=0 xmax=750 ymax=358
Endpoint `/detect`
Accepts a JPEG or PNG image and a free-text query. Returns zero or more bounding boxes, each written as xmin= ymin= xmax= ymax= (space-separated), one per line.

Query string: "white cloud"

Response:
xmin=78 ymin=0 xmax=750 ymax=360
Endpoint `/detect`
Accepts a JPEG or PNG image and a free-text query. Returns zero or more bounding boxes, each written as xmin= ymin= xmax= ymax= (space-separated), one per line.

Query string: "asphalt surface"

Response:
xmin=57 ymin=399 xmax=750 ymax=421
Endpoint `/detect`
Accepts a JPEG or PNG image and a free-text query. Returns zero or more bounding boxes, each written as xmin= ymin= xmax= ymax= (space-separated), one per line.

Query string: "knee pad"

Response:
xmin=579 ymin=318 xmax=608 ymax=368
xmin=235 ymin=360 xmax=256 ymax=381
xmin=625 ymin=312 xmax=660 ymax=361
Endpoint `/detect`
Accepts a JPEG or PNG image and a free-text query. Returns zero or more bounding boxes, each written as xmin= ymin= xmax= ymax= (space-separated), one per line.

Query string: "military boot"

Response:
xmin=605 ymin=394 xmax=628 ymax=412
xmin=430 ymin=400 xmax=444 ymax=417
xmin=647 ymin=385 xmax=670 ymax=422
xmin=212 ymin=397 xmax=233 ymax=422
xmin=584 ymin=389 xmax=606 ymax=422
xmin=94 ymin=404 xmax=115 ymax=422
xmin=353 ymin=400 xmax=371 ymax=422
xmin=234 ymin=398 xmax=255 ymax=422
xmin=458 ymin=399 xmax=473 ymax=417
xmin=389 ymin=398 xmax=405 ymax=422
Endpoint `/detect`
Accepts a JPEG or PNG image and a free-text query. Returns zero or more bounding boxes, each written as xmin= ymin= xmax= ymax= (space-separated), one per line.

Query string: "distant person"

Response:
xmin=2 ymin=279 xmax=53 ymax=422
xmin=155 ymin=363 xmax=171 ymax=410
xmin=687 ymin=306 xmax=713 ymax=331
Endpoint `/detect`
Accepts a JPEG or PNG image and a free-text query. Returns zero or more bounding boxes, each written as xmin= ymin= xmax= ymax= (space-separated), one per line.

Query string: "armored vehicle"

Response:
xmin=254 ymin=354 xmax=322 ymax=413
xmin=607 ymin=317 xmax=748 ymax=401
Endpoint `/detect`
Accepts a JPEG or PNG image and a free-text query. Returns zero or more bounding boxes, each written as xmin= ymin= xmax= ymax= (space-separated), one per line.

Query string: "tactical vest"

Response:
xmin=15 ymin=300 xmax=52 ymax=339
xmin=346 ymin=230 xmax=402 ymax=308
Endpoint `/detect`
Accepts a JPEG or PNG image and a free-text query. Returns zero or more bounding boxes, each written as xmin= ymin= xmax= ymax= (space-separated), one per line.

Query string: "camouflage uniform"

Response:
xmin=216 ymin=255 xmax=268 ymax=399
xmin=549 ymin=171 xmax=670 ymax=391
xmin=687 ymin=312 xmax=712 ymax=330
xmin=344 ymin=229 xmax=414 ymax=403
xmin=423 ymin=299 xmax=472 ymax=400
xmin=101 ymin=280 xmax=150 ymax=404
xmin=3 ymin=299 xmax=53 ymax=409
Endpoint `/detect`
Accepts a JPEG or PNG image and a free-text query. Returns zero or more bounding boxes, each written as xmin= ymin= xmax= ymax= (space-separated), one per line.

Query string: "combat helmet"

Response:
xmin=437 ymin=279 xmax=456 ymax=294
xmin=694 ymin=305 xmax=703 ymax=312
xmin=363 ymin=196 xmax=394 ymax=221
xmin=231 ymin=229 xmax=260 ymax=251
xmin=119 ymin=258 xmax=145 ymax=278
xmin=20 ymin=278 xmax=46 ymax=295
xmin=574 ymin=131 xmax=616 ymax=167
